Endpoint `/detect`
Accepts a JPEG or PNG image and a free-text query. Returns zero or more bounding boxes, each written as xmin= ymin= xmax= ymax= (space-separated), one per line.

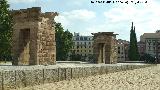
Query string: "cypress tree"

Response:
xmin=133 ymin=26 xmax=140 ymax=60
xmin=128 ymin=22 xmax=139 ymax=61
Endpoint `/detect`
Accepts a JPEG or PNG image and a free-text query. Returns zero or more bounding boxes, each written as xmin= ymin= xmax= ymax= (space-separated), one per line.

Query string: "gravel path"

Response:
xmin=15 ymin=64 xmax=160 ymax=90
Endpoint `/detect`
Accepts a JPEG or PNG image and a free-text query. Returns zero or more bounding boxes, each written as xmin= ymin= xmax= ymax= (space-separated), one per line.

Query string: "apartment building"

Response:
xmin=140 ymin=30 xmax=160 ymax=56
xmin=137 ymin=41 xmax=145 ymax=57
xmin=69 ymin=32 xmax=93 ymax=61
xmin=117 ymin=39 xmax=129 ymax=62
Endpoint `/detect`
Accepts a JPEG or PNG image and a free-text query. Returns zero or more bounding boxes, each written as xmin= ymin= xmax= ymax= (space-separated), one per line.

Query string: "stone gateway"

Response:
xmin=92 ymin=32 xmax=118 ymax=64
xmin=11 ymin=7 xmax=58 ymax=65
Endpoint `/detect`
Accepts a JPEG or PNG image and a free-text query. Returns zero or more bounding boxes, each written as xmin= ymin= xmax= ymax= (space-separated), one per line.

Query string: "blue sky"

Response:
xmin=8 ymin=0 xmax=160 ymax=41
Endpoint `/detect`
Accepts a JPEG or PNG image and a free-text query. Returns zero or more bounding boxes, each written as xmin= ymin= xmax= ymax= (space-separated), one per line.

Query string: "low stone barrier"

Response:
xmin=0 ymin=64 xmax=155 ymax=90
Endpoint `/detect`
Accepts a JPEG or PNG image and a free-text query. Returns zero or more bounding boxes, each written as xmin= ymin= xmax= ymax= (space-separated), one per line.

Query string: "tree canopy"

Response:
xmin=0 ymin=0 xmax=13 ymax=61
xmin=55 ymin=22 xmax=73 ymax=61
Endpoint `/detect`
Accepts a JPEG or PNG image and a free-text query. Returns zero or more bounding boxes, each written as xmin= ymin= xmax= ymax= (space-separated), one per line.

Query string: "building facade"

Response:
xmin=69 ymin=32 xmax=93 ymax=61
xmin=117 ymin=39 xmax=129 ymax=62
xmin=140 ymin=30 xmax=160 ymax=56
xmin=140 ymin=30 xmax=160 ymax=63
xmin=137 ymin=41 xmax=145 ymax=57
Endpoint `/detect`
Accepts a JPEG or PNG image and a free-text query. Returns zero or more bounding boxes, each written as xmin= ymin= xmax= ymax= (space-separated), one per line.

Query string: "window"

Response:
xmin=153 ymin=47 xmax=156 ymax=50
xmin=85 ymin=50 xmax=86 ymax=52
xmin=77 ymin=42 xmax=79 ymax=45
xmin=77 ymin=50 xmax=79 ymax=52
xmin=89 ymin=50 xmax=91 ymax=52
xmin=118 ymin=50 xmax=120 ymax=54
xmin=84 ymin=42 xmax=86 ymax=45
xmin=148 ymin=42 xmax=151 ymax=45
xmin=89 ymin=42 xmax=91 ymax=44
xmin=84 ymin=37 xmax=87 ymax=40
xmin=76 ymin=37 xmax=79 ymax=40
xmin=118 ymin=47 xmax=120 ymax=49
xmin=80 ymin=37 xmax=83 ymax=40
xmin=153 ymin=43 xmax=155 ymax=45
xmin=77 ymin=46 xmax=79 ymax=49
xmin=148 ymin=46 xmax=150 ymax=50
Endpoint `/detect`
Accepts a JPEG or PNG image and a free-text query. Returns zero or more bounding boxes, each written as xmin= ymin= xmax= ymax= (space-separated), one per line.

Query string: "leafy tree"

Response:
xmin=87 ymin=54 xmax=96 ymax=63
xmin=0 ymin=0 xmax=13 ymax=61
xmin=141 ymin=53 xmax=156 ymax=63
xmin=70 ymin=50 xmax=82 ymax=61
xmin=128 ymin=22 xmax=139 ymax=61
xmin=55 ymin=23 xmax=73 ymax=61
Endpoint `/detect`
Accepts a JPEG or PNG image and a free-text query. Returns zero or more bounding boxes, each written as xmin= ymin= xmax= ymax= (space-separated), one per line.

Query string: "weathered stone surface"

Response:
xmin=58 ymin=68 xmax=66 ymax=81
xmin=121 ymin=65 xmax=127 ymax=71
xmin=79 ymin=67 xmax=84 ymax=78
xmin=43 ymin=68 xmax=59 ymax=83
xmin=3 ymin=70 xmax=16 ymax=90
xmin=91 ymin=67 xmax=99 ymax=75
xmin=11 ymin=7 xmax=58 ymax=65
xmin=82 ymin=67 xmax=88 ymax=77
xmin=92 ymin=32 xmax=118 ymax=64
xmin=85 ymin=67 xmax=92 ymax=76
xmin=72 ymin=68 xmax=80 ymax=79
xmin=15 ymin=70 xmax=27 ymax=88
xmin=0 ymin=64 xmax=155 ymax=90
xmin=65 ymin=68 xmax=72 ymax=80
xmin=99 ymin=66 xmax=106 ymax=74
xmin=0 ymin=71 xmax=3 ymax=90
xmin=16 ymin=69 xmax=43 ymax=87
xmin=107 ymin=66 xmax=115 ymax=73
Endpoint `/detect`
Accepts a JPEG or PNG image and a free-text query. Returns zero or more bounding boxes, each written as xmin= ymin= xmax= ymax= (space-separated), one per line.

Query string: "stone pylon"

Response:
xmin=92 ymin=32 xmax=118 ymax=64
xmin=11 ymin=7 xmax=58 ymax=65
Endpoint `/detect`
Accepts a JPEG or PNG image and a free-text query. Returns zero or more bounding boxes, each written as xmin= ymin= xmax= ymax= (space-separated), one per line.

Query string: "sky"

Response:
xmin=7 ymin=0 xmax=160 ymax=41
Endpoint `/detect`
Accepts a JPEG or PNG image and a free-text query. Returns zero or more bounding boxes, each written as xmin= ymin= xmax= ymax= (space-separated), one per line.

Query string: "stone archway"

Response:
xmin=11 ymin=7 xmax=58 ymax=65
xmin=92 ymin=32 xmax=118 ymax=64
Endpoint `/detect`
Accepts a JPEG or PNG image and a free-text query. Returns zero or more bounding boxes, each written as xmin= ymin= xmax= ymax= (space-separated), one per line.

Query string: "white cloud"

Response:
xmin=91 ymin=0 xmax=160 ymax=41
xmin=55 ymin=9 xmax=96 ymax=29
xmin=55 ymin=15 xmax=70 ymax=29
xmin=8 ymin=0 xmax=37 ymax=3
xmin=63 ymin=9 xmax=96 ymax=21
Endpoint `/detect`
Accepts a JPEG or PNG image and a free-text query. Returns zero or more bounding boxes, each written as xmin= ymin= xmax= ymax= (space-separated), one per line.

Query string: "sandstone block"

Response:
xmin=0 ymin=71 xmax=3 ymax=90
xmin=43 ymin=68 xmax=58 ymax=83
xmin=58 ymin=68 xmax=66 ymax=81
xmin=65 ymin=68 xmax=72 ymax=80
xmin=3 ymin=70 xmax=16 ymax=90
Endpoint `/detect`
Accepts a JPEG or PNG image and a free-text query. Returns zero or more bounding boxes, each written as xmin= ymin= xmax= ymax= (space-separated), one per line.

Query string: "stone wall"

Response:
xmin=0 ymin=64 xmax=155 ymax=90
xmin=11 ymin=7 xmax=58 ymax=65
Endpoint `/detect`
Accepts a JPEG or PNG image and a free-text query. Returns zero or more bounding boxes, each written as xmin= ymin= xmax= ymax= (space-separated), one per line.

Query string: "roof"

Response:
xmin=140 ymin=33 xmax=160 ymax=42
